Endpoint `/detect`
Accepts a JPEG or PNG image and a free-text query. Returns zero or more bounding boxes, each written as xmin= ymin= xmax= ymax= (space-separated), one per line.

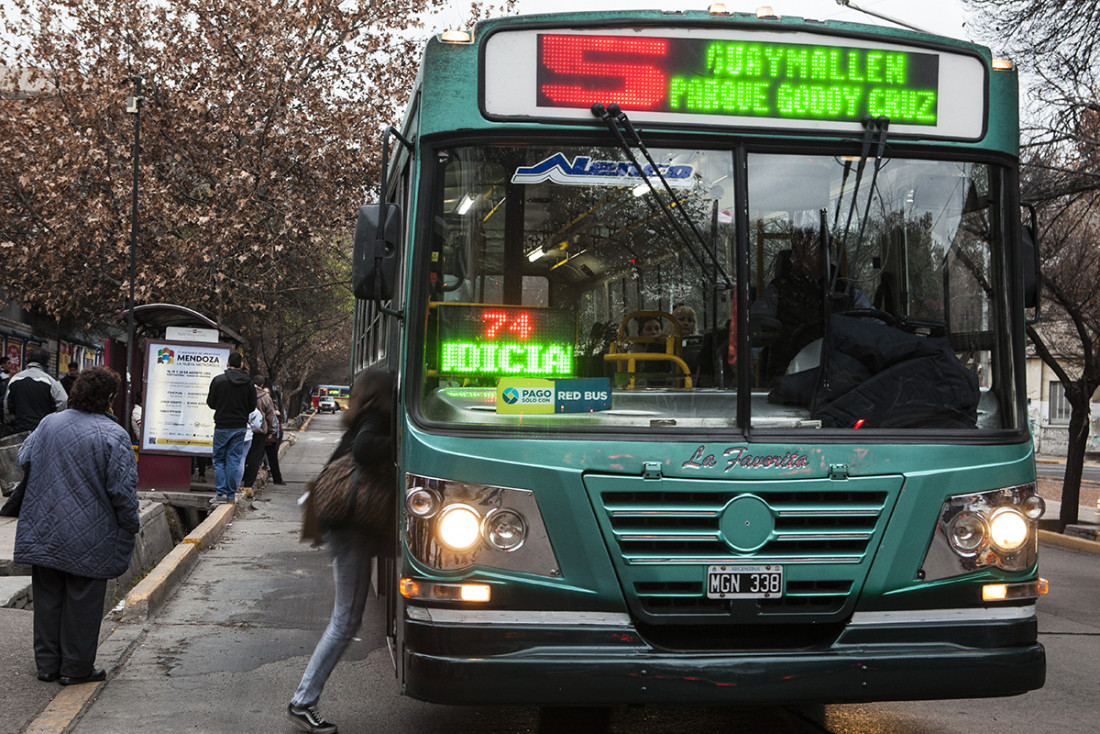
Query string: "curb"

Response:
xmin=1035 ymin=456 xmax=1100 ymax=465
xmin=22 ymin=625 xmax=145 ymax=734
xmin=181 ymin=501 xmax=234 ymax=550
xmin=119 ymin=502 xmax=236 ymax=622
xmin=1038 ymin=528 xmax=1100 ymax=555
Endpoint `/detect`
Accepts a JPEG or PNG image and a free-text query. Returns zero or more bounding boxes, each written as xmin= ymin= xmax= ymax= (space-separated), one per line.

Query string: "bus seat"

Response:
xmin=682 ymin=334 xmax=704 ymax=372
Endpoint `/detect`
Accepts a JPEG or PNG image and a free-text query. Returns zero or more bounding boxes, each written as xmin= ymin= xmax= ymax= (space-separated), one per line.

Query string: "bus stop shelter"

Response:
xmin=123 ymin=304 xmax=243 ymax=490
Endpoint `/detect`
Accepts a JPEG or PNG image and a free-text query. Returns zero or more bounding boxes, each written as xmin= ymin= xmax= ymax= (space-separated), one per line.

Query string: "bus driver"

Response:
xmin=750 ymin=227 xmax=870 ymax=384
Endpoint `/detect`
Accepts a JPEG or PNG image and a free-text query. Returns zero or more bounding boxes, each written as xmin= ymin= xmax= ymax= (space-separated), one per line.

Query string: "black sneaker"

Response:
xmin=286 ymin=703 xmax=337 ymax=733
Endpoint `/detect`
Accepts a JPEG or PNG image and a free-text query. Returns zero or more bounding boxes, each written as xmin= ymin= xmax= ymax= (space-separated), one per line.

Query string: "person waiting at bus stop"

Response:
xmin=239 ymin=374 xmax=276 ymax=495
xmin=205 ymin=352 xmax=256 ymax=505
xmin=4 ymin=347 xmax=67 ymax=433
xmin=287 ymin=367 xmax=395 ymax=734
xmin=59 ymin=362 xmax=79 ymax=395
xmin=14 ymin=366 xmax=138 ymax=686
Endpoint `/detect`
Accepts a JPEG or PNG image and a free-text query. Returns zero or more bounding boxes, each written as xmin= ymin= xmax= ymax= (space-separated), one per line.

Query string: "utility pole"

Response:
xmin=124 ymin=75 xmax=143 ymax=438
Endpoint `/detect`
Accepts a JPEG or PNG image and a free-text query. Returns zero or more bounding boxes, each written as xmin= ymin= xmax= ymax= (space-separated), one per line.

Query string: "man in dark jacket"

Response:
xmin=4 ymin=348 xmax=67 ymax=433
xmin=60 ymin=363 xmax=79 ymax=395
xmin=206 ymin=352 xmax=256 ymax=505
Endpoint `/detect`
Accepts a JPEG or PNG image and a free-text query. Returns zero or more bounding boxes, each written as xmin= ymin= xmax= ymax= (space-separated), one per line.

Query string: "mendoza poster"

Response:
xmin=140 ymin=340 xmax=231 ymax=456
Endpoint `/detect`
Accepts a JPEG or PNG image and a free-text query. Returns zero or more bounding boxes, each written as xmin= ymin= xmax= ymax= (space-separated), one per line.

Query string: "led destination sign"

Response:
xmin=536 ymin=34 xmax=940 ymax=125
xmin=435 ymin=304 xmax=575 ymax=378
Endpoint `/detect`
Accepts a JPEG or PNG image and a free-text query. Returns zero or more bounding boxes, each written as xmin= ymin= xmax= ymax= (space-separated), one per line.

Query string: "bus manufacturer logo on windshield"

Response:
xmin=512 ymin=153 xmax=696 ymax=188
xmin=683 ymin=445 xmax=810 ymax=472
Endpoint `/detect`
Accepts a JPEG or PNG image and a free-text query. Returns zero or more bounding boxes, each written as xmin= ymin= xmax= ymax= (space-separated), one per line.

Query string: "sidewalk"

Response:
xmin=1034 ymin=453 xmax=1100 ymax=546
xmin=1 ymin=421 xmax=323 ymax=734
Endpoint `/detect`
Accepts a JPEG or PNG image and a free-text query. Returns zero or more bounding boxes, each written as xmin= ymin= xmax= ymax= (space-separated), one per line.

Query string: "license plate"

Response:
xmin=706 ymin=565 xmax=784 ymax=599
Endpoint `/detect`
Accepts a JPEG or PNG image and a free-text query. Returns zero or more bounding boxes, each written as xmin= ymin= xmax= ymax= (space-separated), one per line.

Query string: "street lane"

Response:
xmin=1036 ymin=460 xmax=1100 ymax=484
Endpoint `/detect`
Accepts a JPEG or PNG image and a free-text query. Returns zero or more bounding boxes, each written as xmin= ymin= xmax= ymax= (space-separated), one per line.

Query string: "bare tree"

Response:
xmin=966 ymin=1 xmax=1100 ymax=527
xmin=0 ymin=0 xmax=509 ymax=400
xmin=1023 ymin=149 xmax=1100 ymax=528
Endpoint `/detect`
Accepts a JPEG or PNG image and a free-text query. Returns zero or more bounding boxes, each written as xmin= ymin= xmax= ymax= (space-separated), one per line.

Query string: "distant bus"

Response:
xmin=310 ymin=384 xmax=350 ymax=410
xmin=350 ymin=8 xmax=1046 ymax=708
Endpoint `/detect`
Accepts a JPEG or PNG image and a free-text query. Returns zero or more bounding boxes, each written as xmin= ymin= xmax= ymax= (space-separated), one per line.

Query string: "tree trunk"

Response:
xmin=1059 ymin=402 xmax=1089 ymax=530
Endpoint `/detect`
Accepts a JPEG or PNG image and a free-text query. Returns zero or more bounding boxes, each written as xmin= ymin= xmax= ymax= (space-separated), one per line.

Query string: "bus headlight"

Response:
xmin=404 ymin=474 xmax=560 ymax=576
xmin=948 ymin=512 xmax=987 ymax=554
xmin=437 ymin=505 xmax=481 ymax=551
xmin=485 ymin=509 xmax=527 ymax=551
xmin=406 ymin=487 xmax=441 ymax=518
xmin=922 ymin=483 xmax=1041 ymax=581
xmin=1022 ymin=493 xmax=1046 ymax=520
xmin=989 ymin=508 xmax=1029 ymax=552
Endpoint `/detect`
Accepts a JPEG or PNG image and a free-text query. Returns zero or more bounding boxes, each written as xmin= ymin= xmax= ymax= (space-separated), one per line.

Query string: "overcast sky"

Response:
xmin=504 ymin=0 xmax=972 ymax=43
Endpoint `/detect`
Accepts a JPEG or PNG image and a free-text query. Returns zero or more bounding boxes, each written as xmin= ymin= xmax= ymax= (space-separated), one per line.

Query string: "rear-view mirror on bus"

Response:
xmin=352 ymin=203 xmax=401 ymax=301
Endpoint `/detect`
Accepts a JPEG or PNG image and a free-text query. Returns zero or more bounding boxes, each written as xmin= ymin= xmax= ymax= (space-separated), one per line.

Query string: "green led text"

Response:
xmin=667 ymin=40 xmax=937 ymax=125
xmin=441 ymin=341 xmax=573 ymax=376
xmin=704 ymin=44 xmax=907 ymax=84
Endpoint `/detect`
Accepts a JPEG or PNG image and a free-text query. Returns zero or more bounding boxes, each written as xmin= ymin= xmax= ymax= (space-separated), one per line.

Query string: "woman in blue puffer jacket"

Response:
xmin=14 ymin=366 xmax=138 ymax=686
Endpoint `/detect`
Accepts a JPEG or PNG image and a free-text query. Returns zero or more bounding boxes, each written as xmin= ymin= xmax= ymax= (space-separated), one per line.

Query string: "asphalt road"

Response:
xmin=53 ymin=414 xmax=1100 ymax=734
xmin=1036 ymin=458 xmax=1100 ymax=484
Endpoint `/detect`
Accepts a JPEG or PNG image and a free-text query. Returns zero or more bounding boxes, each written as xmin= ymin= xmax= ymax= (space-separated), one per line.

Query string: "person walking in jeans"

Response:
xmin=287 ymin=368 xmax=394 ymax=734
xmin=205 ymin=352 xmax=256 ymax=505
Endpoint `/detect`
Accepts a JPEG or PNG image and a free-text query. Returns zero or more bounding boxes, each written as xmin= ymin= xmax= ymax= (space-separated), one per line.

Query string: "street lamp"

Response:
xmin=124 ymin=75 xmax=143 ymax=437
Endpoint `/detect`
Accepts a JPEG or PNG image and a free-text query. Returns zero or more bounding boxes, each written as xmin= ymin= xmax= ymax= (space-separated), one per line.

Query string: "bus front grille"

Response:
xmin=601 ymin=489 xmax=887 ymax=563
xmin=585 ymin=477 xmax=902 ymax=623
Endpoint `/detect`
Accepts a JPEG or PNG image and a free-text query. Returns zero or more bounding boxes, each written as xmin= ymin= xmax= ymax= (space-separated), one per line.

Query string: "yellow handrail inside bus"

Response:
xmin=605 ymin=310 xmax=693 ymax=388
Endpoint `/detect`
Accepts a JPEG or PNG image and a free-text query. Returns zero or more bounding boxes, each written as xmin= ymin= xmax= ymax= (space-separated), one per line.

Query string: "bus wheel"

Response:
xmin=538 ymin=706 xmax=612 ymax=733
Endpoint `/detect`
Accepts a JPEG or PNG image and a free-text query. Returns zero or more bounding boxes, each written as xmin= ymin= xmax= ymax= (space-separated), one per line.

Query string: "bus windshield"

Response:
xmin=417 ymin=143 xmax=1017 ymax=435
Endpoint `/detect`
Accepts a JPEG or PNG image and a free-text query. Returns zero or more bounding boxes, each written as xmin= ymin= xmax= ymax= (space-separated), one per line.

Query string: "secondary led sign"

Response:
xmin=535 ymin=33 xmax=939 ymax=125
xmin=435 ymin=304 xmax=575 ymax=378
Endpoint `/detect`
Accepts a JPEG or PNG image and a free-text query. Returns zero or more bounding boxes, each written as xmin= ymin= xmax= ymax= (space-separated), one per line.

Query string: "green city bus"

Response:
xmin=350 ymin=7 xmax=1047 ymax=706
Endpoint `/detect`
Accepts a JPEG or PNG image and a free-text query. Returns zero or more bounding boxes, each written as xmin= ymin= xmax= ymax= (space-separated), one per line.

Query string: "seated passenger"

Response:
xmin=750 ymin=227 xmax=870 ymax=384
xmin=674 ymin=304 xmax=704 ymax=373
xmin=672 ymin=304 xmax=697 ymax=338
xmin=630 ymin=316 xmax=670 ymax=376
xmin=613 ymin=314 xmax=683 ymax=386
xmin=635 ymin=315 xmax=664 ymax=342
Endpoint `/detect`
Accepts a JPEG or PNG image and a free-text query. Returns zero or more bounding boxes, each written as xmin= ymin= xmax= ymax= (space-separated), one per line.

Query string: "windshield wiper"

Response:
xmin=591 ymin=103 xmax=735 ymax=292
xmin=832 ymin=115 xmax=889 ymax=295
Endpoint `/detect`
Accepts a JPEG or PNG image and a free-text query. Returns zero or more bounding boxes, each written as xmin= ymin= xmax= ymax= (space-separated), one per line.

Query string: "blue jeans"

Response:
xmin=291 ymin=529 xmax=377 ymax=707
xmin=211 ymin=427 xmax=247 ymax=497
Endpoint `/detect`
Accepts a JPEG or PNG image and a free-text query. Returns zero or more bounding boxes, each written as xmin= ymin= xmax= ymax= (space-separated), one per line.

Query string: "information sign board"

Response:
xmin=140 ymin=341 xmax=229 ymax=456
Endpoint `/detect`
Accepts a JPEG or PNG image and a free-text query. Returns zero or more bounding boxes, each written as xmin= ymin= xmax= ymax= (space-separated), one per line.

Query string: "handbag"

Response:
xmin=266 ymin=414 xmax=280 ymax=444
xmin=0 ymin=464 xmax=28 ymax=518
xmin=307 ymin=452 xmax=393 ymax=537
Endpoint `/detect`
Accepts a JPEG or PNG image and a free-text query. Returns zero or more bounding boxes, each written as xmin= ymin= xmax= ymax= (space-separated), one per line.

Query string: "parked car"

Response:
xmin=317 ymin=396 xmax=339 ymax=413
